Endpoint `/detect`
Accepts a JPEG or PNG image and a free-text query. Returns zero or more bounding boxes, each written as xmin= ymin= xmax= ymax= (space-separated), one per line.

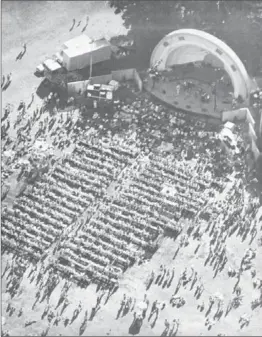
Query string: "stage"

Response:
xmin=143 ymin=65 xmax=245 ymax=120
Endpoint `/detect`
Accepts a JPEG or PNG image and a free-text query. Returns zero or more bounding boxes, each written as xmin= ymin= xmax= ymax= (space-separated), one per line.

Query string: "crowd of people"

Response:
xmin=45 ymin=96 xmax=240 ymax=288
xmin=1 ymin=252 xmax=116 ymax=336
xmin=250 ymin=89 xmax=262 ymax=109
xmin=1 ymin=74 xmax=261 ymax=336
xmin=110 ymin=182 xmax=260 ymax=335
xmin=113 ymin=260 xmax=246 ymax=335
xmin=2 ymin=82 xmax=257 ymax=282
xmin=1 ymin=91 xmax=84 ymax=201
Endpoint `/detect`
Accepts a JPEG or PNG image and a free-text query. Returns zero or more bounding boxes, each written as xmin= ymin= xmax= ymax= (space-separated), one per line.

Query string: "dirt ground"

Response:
xmin=2 ymin=1 xmax=262 ymax=336
xmin=2 ymin=0 xmax=128 ymax=137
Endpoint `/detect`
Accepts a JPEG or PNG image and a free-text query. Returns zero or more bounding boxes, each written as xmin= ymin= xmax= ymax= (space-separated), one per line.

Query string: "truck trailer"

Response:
xmin=35 ymin=35 xmax=113 ymax=88
xmin=62 ymin=38 xmax=112 ymax=72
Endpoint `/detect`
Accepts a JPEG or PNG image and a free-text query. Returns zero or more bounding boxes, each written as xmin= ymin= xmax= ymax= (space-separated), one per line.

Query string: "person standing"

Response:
xmin=5 ymin=73 xmax=12 ymax=89
xmin=70 ymin=19 xmax=76 ymax=31
xmin=2 ymin=75 xmax=5 ymax=88
xmin=164 ymin=319 xmax=170 ymax=333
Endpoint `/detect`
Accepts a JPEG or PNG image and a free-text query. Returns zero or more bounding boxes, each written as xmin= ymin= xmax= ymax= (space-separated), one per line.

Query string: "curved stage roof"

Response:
xmin=150 ymin=29 xmax=251 ymax=100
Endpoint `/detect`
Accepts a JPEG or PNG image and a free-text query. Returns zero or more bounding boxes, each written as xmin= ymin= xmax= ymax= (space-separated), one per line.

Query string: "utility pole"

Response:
xmin=212 ymin=82 xmax=217 ymax=112
xmin=259 ymin=108 xmax=262 ymax=150
xmin=89 ymin=53 xmax=93 ymax=79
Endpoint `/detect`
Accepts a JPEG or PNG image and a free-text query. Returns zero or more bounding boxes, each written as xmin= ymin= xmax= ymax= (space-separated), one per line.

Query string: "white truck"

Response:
xmin=35 ymin=35 xmax=112 ymax=86
xmin=62 ymin=36 xmax=112 ymax=72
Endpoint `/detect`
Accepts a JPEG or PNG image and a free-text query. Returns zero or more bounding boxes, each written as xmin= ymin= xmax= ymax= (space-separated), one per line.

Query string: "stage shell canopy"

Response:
xmin=150 ymin=29 xmax=251 ymax=100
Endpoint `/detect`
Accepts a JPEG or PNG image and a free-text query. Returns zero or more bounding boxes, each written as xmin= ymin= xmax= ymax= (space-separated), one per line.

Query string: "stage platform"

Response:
xmin=143 ymin=66 xmax=246 ymax=120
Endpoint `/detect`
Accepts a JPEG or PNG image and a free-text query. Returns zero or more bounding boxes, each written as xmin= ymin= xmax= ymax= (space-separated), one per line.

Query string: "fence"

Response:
xmin=252 ymin=138 xmax=260 ymax=160
xmin=245 ymin=108 xmax=255 ymax=128
xmin=68 ymin=68 xmax=143 ymax=97
xmin=133 ymin=69 xmax=143 ymax=92
xmin=112 ymin=68 xmax=143 ymax=91
xmin=222 ymin=108 xmax=247 ymax=122
xmin=111 ymin=68 xmax=135 ymax=82
xmin=89 ymin=74 xmax=113 ymax=85
xmin=248 ymin=123 xmax=257 ymax=142
xmin=222 ymin=107 xmax=262 ymax=162
xmin=259 ymin=110 xmax=262 ymax=150
xmin=67 ymin=80 xmax=90 ymax=96
xmin=245 ymin=108 xmax=260 ymax=160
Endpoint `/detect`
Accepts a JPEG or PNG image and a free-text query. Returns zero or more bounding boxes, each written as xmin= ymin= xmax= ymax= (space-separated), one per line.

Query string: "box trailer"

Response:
xmin=62 ymin=38 xmax=112 ymax=72
xmin=62 ymin=34 xmax=92 ymax=51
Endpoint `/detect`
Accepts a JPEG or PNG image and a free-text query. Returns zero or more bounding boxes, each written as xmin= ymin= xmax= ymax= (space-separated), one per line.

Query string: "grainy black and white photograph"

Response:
xmin=1 ymin=0 xmax=262 ymax=336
